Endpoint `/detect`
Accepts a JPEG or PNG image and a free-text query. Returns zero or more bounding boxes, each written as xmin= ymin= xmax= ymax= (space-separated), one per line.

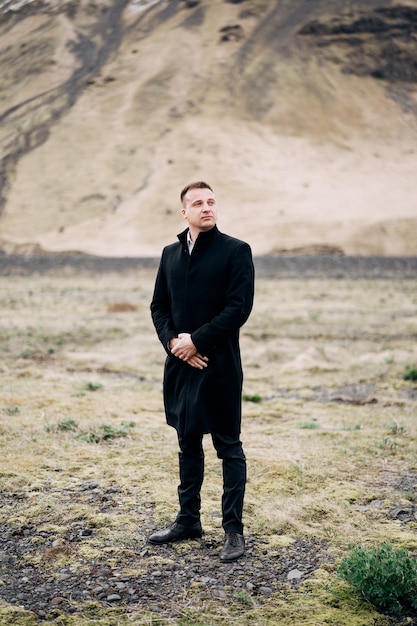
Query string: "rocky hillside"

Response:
xmin=1 ymin=0 xmax=416 ymax=256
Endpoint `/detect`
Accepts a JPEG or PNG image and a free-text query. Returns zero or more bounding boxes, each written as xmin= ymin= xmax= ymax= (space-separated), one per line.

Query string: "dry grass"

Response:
xmin=0 ymin=268 xmax=416 ymax=624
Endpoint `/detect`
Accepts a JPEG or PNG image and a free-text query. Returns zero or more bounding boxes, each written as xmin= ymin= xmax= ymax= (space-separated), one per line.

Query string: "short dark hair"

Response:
xmin=180 ymin=181 xmax=213 ymax=205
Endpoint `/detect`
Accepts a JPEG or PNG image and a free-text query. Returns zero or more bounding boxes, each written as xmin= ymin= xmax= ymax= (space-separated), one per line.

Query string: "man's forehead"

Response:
xmin=186 ymin=187 xmax=215 ymax=202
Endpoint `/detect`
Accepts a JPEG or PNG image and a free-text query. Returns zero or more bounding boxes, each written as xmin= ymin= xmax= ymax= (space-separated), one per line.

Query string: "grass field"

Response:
xmin=0 ymin=268 xmax=416 ymax=625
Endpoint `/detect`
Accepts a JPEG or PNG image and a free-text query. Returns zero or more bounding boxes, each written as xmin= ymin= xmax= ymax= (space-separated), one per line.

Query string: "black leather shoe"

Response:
xmin=219 ymin=532 xmax=245 ymax=562
xmin=148 ymin=521 xmax=202 ymax=545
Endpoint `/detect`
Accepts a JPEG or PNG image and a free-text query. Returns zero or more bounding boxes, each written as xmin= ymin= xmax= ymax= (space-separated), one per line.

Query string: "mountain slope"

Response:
xmin=1 ymin=0 xmax=416 ymax=256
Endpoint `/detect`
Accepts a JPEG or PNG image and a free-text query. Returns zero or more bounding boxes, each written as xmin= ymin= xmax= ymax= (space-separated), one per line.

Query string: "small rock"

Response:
xmin=200 ymin=576 xmax=211 ymax=584
xmin=389 ymin=505 xmax=414 ymax=521
xmin=0 ymin=555 xmax=14 ymax=564
xmin=84 ymin=482 xmax=99 ymax=490
xmin=58 ymin=573 xmax=72 ymax=581
xmin=107 ymin=594 xmax=121 ymax=602
xmin=115 ymin=582 xmax=127 ymax=590
xmin=287 ymin=568 xmax=304 ymax=581
xmin=352 ymin=505 xmax=370 ymax=512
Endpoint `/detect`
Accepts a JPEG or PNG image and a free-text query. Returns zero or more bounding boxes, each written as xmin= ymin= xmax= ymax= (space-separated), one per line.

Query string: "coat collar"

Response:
xmin=178 ymin=225 xmax=219 ymax=250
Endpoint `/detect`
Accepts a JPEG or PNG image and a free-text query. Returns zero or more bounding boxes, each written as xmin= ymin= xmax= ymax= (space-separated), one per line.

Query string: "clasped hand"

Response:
xmin=170 ymin=333 xmax=208 ymax=370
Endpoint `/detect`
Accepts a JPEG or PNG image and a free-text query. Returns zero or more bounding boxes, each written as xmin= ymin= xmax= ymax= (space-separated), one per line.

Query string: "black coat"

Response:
xmin=151 ymin=225 xmax=255 ymax=437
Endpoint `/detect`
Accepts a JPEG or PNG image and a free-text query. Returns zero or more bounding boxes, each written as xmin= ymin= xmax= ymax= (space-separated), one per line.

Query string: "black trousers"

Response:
xmin=175 ymin=431 xmax=246 ymax=534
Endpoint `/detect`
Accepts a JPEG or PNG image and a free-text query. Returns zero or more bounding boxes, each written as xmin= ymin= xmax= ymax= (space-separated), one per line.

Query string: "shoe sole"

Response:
xmin=148 ymin=533 xmax=203 ymax=545
xmin=219 ymin=551 xmax=245 ymax=563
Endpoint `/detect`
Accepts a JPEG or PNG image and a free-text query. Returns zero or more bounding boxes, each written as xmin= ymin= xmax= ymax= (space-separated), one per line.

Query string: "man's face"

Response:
xmin=181 ymin=187 xmax=217 ymax=234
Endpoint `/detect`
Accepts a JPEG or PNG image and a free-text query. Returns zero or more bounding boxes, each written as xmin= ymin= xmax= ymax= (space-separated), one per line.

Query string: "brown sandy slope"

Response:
xmin=0 ymin=0 xmax=417 ymax=257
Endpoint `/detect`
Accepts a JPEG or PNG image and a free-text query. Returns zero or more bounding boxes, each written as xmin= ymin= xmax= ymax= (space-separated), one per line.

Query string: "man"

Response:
xmin=149 ymin=181 xmax=254 ymax=562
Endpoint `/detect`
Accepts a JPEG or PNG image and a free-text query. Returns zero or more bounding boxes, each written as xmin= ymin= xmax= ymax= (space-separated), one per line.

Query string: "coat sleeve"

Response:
xmin=191 ymin=242 xmax=254 ymax=355
xmin=150 ymin=251 xmax=177 ymax=354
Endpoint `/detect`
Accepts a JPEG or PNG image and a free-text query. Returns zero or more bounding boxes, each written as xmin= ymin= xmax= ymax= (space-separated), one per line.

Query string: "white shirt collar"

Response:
xmin=187 ymin=229 xmax=194 ymax=254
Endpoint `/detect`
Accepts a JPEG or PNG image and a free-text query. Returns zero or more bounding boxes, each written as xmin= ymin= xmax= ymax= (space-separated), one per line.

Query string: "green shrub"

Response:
xmin=45 ymin=418 xmax=78 ymax=433
xmin=75 ymin=421 xmax=135 ymax=443
xmin=85 ymin=381 xmax=103 ymax=391
xmin=242 ymin=393 xmax=262 ymax=403
xmin=3 ymin=405 xmax=19 ymax=415
xmin=338 ymin=542 xmax=417 ymax=613
xmin=403 ymin=366 xmax=417 ymax=381
xmin=57 ymin=418 xmax=78 ymax=432
xmin=299 ymin=421 xmax=319 ymax=429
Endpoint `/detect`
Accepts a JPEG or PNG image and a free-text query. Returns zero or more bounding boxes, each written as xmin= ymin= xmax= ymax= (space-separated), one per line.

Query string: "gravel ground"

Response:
xmin=1 ymin=487 xmax=416 ymax=625
xmin=1 ymin=253 xmax=417 ymax=279
xmin=0 ymin=483 xmax=331 ymax=622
